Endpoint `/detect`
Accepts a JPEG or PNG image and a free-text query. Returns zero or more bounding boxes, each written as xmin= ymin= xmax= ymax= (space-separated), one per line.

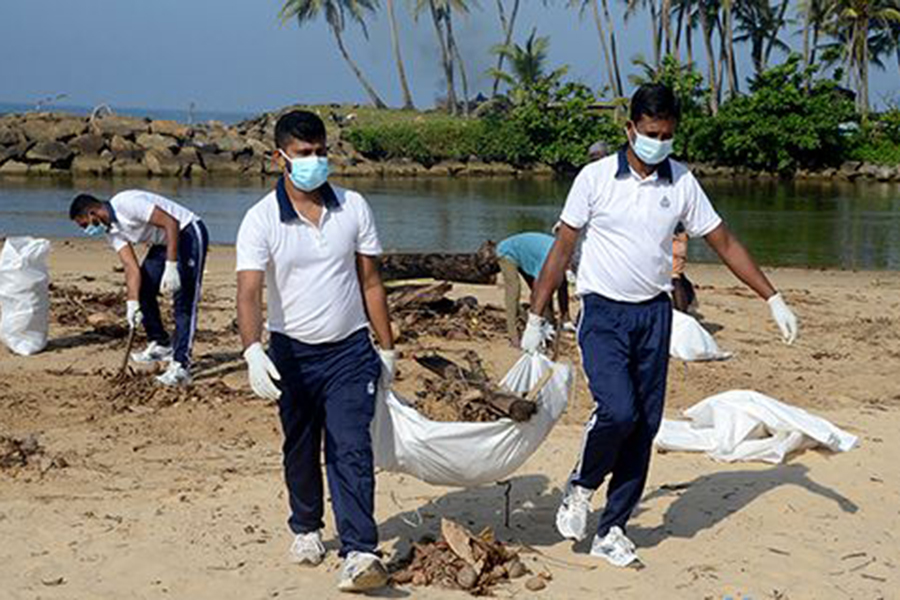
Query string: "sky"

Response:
xmin=1 ymin=0 xmax=898 ymax=115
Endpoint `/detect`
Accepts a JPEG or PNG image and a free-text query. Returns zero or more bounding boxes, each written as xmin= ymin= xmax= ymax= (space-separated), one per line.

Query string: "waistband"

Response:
xmin=582 ymin=292 xmax=671 ymax=308
xmin=270 ymin=327 xmax=372 ymax=356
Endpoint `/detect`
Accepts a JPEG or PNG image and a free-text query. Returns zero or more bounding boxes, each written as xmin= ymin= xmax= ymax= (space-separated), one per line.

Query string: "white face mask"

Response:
xmin=279 ymin=149 xmax=329 ymax=192
xmin=630 ymin=130 xmax=674 ymax=165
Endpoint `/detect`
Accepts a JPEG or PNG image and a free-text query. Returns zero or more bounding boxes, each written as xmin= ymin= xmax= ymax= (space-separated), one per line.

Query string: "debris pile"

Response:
xmin=388 ymin=282 xmax=506 ymax=343
xmin=392 ymin=519 xmax=531 ymax=595
xmin=412 ymin=351 xmax=538 ymax=423
xmin=100 ymin=370 xmax=245 ymax=412
xmin=0 ymin=434 xmax=43 ymax=470
xmin=50 ymin=283 xmax=127 ymax=336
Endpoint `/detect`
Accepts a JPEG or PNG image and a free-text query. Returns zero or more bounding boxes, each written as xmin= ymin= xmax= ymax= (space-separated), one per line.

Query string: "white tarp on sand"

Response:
xmin=656 ymin=390 xmax=858 ymax=464
xmin=670 ymin=309 xmax=732 ymax=362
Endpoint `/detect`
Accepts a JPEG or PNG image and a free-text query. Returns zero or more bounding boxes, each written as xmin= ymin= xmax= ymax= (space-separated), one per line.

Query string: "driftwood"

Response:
xmin=381 ymin=241 xmax=499 ymax=284
xmin=387 ymin=282 xmax=454 ymax=312
xmin=414 ymin=353 xmax=538 ymax=423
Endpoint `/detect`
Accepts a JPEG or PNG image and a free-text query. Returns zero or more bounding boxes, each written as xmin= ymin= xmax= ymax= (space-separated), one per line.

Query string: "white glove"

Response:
xmin=160 ymin=261 xmax=181 ymax=295
xmin=562 ymin=320 xmax=577 ymax=334
xmin=520 ymin=312 xmax=547 ymax=354
xmin=244 ymin=342 xmax=282 ymax=400
xmin=378 ymin=348 xmax=396 ymax=391
xmin=767 ymin=293 xmax=798 ymax=344
xmin=126 ymin=300 xmax=142 ymax=329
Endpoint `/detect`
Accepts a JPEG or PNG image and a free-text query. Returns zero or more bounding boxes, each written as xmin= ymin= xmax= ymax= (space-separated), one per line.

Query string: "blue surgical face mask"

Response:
xmin=280 ymin=150 xmax=329 ymax=192
xmin=83 ymin=220 xmax=107 ymax=237
xmin=630 ymin=130 xmax=674 ymax=166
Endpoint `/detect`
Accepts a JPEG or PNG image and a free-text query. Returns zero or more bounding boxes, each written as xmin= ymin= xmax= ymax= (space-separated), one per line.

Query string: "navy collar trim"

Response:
xmin=276 ymin=177 xmax=339 ymax=223
xmin=105 ymin=201 xmax=118 ymax=224
xmin=615 ymin=145 xmax=673 ymax=183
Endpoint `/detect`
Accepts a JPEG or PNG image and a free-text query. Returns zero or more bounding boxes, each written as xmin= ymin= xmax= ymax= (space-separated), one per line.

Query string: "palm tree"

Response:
xmin=570 ymin=0 xmax=624 ymax=100
xmin=488 ymin=28 xmax=570 ymax=95
xmin=491 ymin=0 xmax=522 ymax=96
xmin=721 ymin=0 xmax=739 ymax=96
xmin=734 ymin=0 xmax=791 ymax=75
xmin=626 ymin=0 xmax=663 ymax=67
xmin=696 ymin=0 xmax=722 ymax=112
xmin=821 ymin=0 xmax=900 ymax=115
xmin=386 ymin=0 xmax=415 ymax=109
xmin=412 ymin=0 xmax=476 ymax=115
xmin=280 ymin=0 xmax=388 ymax=109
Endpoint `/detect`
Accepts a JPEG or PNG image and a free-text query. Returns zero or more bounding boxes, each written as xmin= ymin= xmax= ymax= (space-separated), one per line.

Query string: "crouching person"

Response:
xmin=68 ymin=190 xmax=208 ymax=385
xmin=235 ymin=110 xmax=395 ymax=592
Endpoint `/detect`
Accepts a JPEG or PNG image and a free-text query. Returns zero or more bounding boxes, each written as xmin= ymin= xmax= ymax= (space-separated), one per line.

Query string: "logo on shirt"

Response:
xmin=660 ymin=196 xmax=671 ymax=209
xmin=367 ymin=381 xmax=376 ymax=395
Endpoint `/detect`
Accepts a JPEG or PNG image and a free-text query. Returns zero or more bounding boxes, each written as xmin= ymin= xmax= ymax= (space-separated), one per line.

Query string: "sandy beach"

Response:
xmin=1 ymin=239 xmax=898 ymax=599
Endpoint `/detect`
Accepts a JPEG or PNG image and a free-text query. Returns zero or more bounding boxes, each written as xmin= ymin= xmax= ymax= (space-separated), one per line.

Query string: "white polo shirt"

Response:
xmin=235 ymin=179 xmax=382 ymax=345
xmin=106 ymin=190 xmax=199 ymax=252
xmin=560 ymin=148 xmax=722 ymax=303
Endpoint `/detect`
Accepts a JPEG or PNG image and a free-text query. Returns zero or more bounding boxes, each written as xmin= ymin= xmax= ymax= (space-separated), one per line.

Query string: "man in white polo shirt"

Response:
xmin=523 ymin=84 xmax=798 ymax=567
xmin=68 ymin=190 xmax=208 ymax=386
xmin=235 ymin=110 xmax=395 ymax=593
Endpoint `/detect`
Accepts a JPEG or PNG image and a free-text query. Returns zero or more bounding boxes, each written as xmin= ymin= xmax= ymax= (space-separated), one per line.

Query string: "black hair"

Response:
xmin=275 ymin=110 xmax=327 ymax=150
xmin=69 ymin=193 xmax=103 ymax=220
xmin=630 ymin=83 xmax=680 ymax=123
xmin=674 ymin=222 xmax=686 ymax=235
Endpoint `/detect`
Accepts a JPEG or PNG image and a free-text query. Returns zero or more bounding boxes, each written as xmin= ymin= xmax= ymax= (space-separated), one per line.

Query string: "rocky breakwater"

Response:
xmin=0 ymin=111 xmax=300 ymax=178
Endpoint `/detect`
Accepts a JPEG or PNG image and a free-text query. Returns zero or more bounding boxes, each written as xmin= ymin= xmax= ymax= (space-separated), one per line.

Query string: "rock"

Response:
xmin=0 ymin=142 xmax=28 ymax=166
xmin=176 ymin=147 xmax=201 ymax=172
xmin=893 ymin=167 xmax=900 ymax=182
xmin=144 ymin=148 xmax=182 ymax=177
xmin=858 ymin=163 xmax=880 ymax=179
xmin=49 ymin=118 xmax=87 ymax=141
xmin=875 ymin=165 xmax=894 ymax=182
xmin=525 ymin=576 xmax=547 ymax=591
xmin=0 ymin=160 xmax=29 ymax=175
xmin=25 ymin=141 xmax=73 ymax=165
xmin=28 ymin=162 xmax=66 ymax=176
xmin=261 ymin=156 xmax=281 ymax=176
xmin=150 ymin=119 xmax=191 ymax=139
xmin=0 ymin=125 xmax=23 ymax=146
xmin=456 ymin=565 xmax=478 ymax=589
xmin=246 ymin=137 xmax=273 ymax=156
xmin=507 ymin=559 xmax=527 ymax=579
xmin=111 ymin=153 xmax=149 ymax=177
xmin=110 ymin=135 xmax=139 ymax=153
xmin=215 ymin=133 xmax=250 ymax=154
xmin=839 ymin=161 xmax=862 ymax=180
xmin=71 ymin=154 xmax=113 ymax=176
xmin=199 ymin=150 xmax=244 ymax=176
xmin=136 ymin=133 xmax=178 ymax=152
xmin=383 ymin=160 xmax=425 ymax=177
xmin=68 ymin=133 xmax=106 ymax=156
xmin=91 ymin=115 xmax=149 ymax=138
xmin=432 ymin=161 xmax=466 ymax=177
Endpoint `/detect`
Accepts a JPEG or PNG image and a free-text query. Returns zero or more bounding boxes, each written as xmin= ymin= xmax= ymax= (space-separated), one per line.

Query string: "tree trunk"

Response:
xmin=429 ymin=1 xmax=457 ymax=115
xmin=590 ymin=0 xmax=618 ymax=98
xmin=386 ymin=0 xmax=415 ymax=109
xmin=447 ymin=14 xmax=471 ymax=117
xmin=331 ymin=25 xmax=387 ymax=109
xmin=722 ymin=0 xmax=737 ymax=97
xmin=859 ymin=18 xmax=869 ymax=117
xmin=674 ymin=2 xmax=685 ymax=57
xmin=601 ymin=0 xmax=625 ymax=97
xmin=651 ymin=0 xmax=662 ymax=67
xmin=685 ymin=2 xmax=694 ymax=66
xmin=492 ymin=0 xmax=521 ymax=96
xmin=380 ymin=242 xmax=499 ymax=284
xmin=763 ymin=0 xmax=790 ymax=68
xmin=662 ymin=0 xmax=673 ymax=56
xmin=699 ymin=3 xmax=719 ymax=114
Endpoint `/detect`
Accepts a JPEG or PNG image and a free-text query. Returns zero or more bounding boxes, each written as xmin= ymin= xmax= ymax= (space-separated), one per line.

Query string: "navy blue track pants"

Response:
xmin=572 ymin=292 xmax=672 ymax=537
xmin=269 ymin=328 xmax=382 ymax=557
xmin=139 ymin=220 xmax=209 ymax=366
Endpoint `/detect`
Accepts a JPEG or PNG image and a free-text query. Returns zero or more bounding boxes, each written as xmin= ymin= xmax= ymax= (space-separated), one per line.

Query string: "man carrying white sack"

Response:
xmin=523 ymin=83 xmax=799 ymax=568
xmin=235 ymin=110 xmax=395 ymax=593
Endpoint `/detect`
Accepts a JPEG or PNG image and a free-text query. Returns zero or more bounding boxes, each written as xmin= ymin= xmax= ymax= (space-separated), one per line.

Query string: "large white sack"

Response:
xmin=0 ymin=237 xmax=51 ymax=356
xmin=656 ymin=390 xmax=858 ymax=464
xmin=373 ymin=353 xmax=571 ymax=487
xmin=670 ymin=309 xmax=732 ymax=361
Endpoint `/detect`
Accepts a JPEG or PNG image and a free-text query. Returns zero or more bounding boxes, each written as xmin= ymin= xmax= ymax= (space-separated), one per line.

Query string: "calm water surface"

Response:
xmin=1 ymin=176 xmax=899 ymax=269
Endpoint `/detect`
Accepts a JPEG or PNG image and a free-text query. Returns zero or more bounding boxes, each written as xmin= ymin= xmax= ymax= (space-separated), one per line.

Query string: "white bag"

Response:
xmin=373 ymin=353 xmax=572 ymax=487
xmin=655 ymin=390 xmax=858 ymax=464
xmin=670 ymin=309 xmax=732 ymax=361
xmin=0 ymin=237 xmax=51 ymax=356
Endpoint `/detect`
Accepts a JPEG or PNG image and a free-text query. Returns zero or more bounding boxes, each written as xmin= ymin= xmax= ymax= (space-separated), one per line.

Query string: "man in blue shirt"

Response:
xmin=497 ymin=232 xmax=571 ymax=346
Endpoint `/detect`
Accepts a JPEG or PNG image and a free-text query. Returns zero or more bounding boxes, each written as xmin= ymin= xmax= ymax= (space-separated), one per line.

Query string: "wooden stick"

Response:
xmin=524 ymin=368 xmax=554 ymax=402
xmin=117 ymin=326 xmax=136 ymax=379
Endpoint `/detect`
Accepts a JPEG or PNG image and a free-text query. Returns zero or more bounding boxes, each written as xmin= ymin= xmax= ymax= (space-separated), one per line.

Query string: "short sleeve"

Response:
xmin=354 ymin=195 xmax=382 ymax=256
xmin=235 ymin=208 xmax=270 ymax=272
xmin=681 ymin=172 xmax=722 ymax=238
xmin=115 ymin=192 xmax=156 ymax=224
xmin=107 ymin=233 xmax=128 ymax=253
xmin=559 ymin=166 xmax=595 ymax=229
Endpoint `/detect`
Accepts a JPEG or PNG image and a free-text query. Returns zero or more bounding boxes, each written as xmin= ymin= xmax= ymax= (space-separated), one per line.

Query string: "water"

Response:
xmin=1 ymin=176 xmax=899 ymax=270
xmin=0 ymin=102 xmax=253 ymax=126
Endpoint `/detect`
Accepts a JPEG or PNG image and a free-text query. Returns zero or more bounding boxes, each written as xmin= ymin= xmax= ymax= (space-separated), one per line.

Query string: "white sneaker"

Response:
xmin=337 ymin=551 xmax=388 ymax=593
xmin=290 ymin=531 xmax=325 ymax=566
xmin=590 ymin=526 xmax=641 ymax=567
xmin=132 ymin=342 xmax=173 ymax=364
xmin=556 ymin=479 xmax=593 ymax=541
xmin=155 ymin=361 xmax=191 ymax=386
